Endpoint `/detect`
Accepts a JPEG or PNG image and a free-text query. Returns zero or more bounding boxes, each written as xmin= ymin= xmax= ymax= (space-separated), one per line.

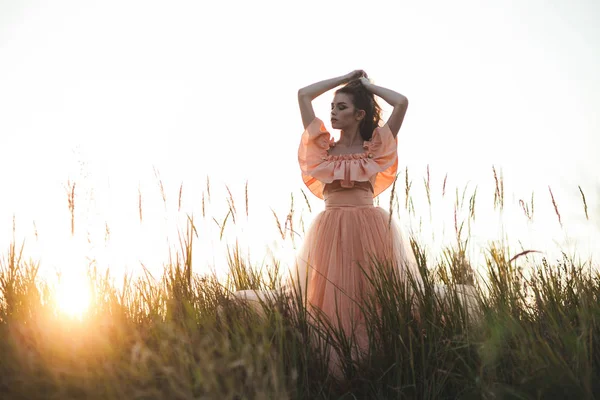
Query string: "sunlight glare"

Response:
xmin=55 ymin=273 xmax=91 ymax=318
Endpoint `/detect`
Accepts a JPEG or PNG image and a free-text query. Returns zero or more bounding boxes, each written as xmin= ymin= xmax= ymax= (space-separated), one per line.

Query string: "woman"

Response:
xmin=293 ymin=69 xmax=421 ymax=290
xmin=286 ymin=70 xmax=424 ymax=372
xmin=234 ymin=71 xmax=476 ymax=376
xmin=238 ymin=70 xmax=422 ymax=329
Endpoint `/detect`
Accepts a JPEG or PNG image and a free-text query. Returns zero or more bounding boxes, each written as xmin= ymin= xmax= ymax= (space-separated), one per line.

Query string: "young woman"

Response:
xmin=289 ymin=70 xmax=424 ymax=370
xmin=234 ymin=71 xmax=477 ymax=377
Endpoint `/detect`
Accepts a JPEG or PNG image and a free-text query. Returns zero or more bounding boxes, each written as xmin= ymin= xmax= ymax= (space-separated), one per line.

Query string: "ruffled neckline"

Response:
xmin=325 ymin=140 xmax=375 ymax=161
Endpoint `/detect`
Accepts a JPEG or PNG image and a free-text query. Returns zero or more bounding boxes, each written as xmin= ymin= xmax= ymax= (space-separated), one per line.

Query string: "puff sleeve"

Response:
xmin=364 ymin=123 xmax=399 ymax=197
xmin=298 ymin=118 xmax=335 ymax=199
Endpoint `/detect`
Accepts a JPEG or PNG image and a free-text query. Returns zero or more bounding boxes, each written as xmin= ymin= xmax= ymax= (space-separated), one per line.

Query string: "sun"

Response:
xmin=55 ymin=273 xmax=91 ymax=318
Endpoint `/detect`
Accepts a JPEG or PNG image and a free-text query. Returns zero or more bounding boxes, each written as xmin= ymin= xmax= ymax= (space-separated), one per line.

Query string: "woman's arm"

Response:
xmin=298 ymin=70 xmax=365 ymax=129
xmin=359 ymin=77 xmax=409 ymax=138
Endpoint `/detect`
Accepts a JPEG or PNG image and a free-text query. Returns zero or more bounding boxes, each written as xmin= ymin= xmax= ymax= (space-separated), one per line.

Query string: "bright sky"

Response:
xmin=1 ymin=0 xmax=599 ymax=286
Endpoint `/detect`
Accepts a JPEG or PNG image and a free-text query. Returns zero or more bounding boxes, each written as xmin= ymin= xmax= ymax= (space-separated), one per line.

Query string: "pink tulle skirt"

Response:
xmin=286 ymin=184 xmax=423 ymax=372
xmin=233 ymin=184 xmax=478 ymax=378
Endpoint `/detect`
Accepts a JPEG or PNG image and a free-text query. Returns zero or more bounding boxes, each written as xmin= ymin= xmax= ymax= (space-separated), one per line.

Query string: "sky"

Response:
xmin=0 ymin=0 xmax=599 ymax=285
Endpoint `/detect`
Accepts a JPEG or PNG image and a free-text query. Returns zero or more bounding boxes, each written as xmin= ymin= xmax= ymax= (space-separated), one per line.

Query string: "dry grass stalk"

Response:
xmin=492 ymin=166 xmax=504 ymax=211
xmin=213 ymin=210 xmax=231 ymax=241
xmin=105 ymin=222 xmax=110 ymax=244
xmin=578 ymin=185 xmax=589 ymax=220
xmin=65 ymin=179 xmax=76 ymax=235
xmin=299 ymin=215 xmax=305 ymax=236
xmin=153 ymin=167 xmax=167 ymax=210
xmin=469 ymin=187 xmax=477 ymax=221
xmin=548 ymin=185 xmax=562 ymax=227
xmin=404 ymin=167 xmax=412 ymax=211
xmin=206 ymin=176 xmax=211 ymax=202
xmin=388 ymin=174 xmax=398 ymax=229
xmin=226 ymin=185 xmax=237 ymax=224
xmin=519 ymin=199 xmax=532 ymax=221
xmin=442 ymin=172 xmax=448 ymax=198
xmin=245 ymin=180 xmax=249 ymax=218
xmin=138 ymin=185 xmax=143 ymax=223
xmin=300 ymin=189 xmax=312 ymax=214
xmin=509 ymin=249 xmax=542 ymax=263
xmin=178 ymin=182 xmax=183 ymax=212
xmin=271 ymin=209 xmax=285 ymax=240
xmin=424 ymin=164 xmax=432 ymax=208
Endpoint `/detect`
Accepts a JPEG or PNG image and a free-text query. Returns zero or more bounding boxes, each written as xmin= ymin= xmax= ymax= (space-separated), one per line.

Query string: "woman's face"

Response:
xmin=330 ymin=92 xmax=362 ymax=130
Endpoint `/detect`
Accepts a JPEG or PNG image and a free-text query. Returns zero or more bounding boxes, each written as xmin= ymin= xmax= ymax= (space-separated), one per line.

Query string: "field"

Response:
xmin=1 ymin=171 xmax=599 ymax=399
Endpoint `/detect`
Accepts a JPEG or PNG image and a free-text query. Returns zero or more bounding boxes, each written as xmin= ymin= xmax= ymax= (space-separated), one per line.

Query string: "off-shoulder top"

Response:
xmin=298 ymin=117 xmax=398 ymax=199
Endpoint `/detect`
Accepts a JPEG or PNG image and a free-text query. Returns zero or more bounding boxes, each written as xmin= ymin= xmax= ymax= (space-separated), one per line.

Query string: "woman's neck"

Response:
xmin=338 ymin=127 xmax=362 ymax=147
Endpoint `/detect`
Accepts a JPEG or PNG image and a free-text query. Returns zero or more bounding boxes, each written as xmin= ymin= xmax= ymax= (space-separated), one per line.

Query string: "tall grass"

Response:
xmin=0 ymin=169 xmax=599 ymax=399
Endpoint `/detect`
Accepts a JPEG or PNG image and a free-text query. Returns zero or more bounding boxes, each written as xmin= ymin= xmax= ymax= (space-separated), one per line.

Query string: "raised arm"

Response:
xmin=359 ymin=77 xmax=409 ymax=138
xmin=298 ymin=70 xmax=366 ymax=129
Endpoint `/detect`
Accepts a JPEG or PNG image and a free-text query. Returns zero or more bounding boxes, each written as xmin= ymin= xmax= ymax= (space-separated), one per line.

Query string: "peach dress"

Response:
xmin=288 ymin=117 xmax=424 ymax=370
xmin=234 ymin=118 xmax=478 ymax=375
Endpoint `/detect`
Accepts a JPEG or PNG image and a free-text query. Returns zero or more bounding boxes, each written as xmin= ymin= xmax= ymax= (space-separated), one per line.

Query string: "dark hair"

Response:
xmin=335 ymin=80 xmax=382 ymax=141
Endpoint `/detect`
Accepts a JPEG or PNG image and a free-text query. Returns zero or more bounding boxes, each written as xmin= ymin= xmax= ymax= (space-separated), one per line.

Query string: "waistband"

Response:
xmin=324 ymin=186 xmax=374 ymax=209
xmin=325 ymin=203 xmax=374 ymax=209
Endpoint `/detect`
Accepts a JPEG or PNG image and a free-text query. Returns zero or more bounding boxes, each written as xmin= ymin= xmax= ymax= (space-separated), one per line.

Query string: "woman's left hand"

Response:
xmin=359 ymin=76 xmax=371 ymax=87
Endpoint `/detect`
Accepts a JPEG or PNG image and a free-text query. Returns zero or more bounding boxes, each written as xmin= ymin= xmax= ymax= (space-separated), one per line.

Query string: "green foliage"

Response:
xmin=1 ymin=239 xmax=600 ymax=399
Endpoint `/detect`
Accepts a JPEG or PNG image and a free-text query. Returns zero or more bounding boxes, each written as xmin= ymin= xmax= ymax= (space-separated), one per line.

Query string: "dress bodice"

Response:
xmin=298 ymin=118 xmax=399 ymax=199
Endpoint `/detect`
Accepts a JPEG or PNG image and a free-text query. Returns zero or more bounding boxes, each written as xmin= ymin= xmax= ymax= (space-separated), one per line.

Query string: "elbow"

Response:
xmin=298 ymin=88 xmax=310 ymax=100
xmin=298 ymin=89 xmax=314 ymax=104
xmin=394 ymin=96 xmax=409 ymax=109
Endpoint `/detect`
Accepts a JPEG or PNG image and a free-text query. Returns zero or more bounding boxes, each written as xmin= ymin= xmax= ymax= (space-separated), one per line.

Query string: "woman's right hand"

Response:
xmin=344 ymin=70 xmax=368 ymax=82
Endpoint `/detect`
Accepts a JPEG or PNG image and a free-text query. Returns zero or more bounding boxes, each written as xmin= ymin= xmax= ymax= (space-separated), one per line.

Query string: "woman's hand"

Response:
xmin=344 ymin=70 xmax=368 ymax=82
xmin=358 ymin=76 xmax=372 ymax=87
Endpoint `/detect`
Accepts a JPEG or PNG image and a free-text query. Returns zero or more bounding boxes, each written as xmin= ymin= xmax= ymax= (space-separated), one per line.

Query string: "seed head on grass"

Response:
xmin=519 ymin=198 xmax=533 ymax=221
xmin=286 ymin=193 xmax=297 ymax=247
xmin=271 ymin=208 xmax=285 ymax=240
xmin=138 ymin=184 xmax=143 ymax=223
xmin=225 ymin=185 xmax=237 ymax=225
xmin=469 ymin=186 xmax=477 ymax=222
xmin=105 ymin=222 xmax=110 ymax=244
xmin=442 ymin=172 xmax=448 ymax=198
xmin=388 ymin=174 xmax=398 ymax=229
xmin=492 ymin=165 xmax=504 ymax=211
xmin=245 ymin=180 xmax=249 ymax=219
xmin=178 ymin=182 xmax=183 ymax=212
xmin=578 ymin=185 xmax=589 ymax=220
xmin=404 ymin=166 xmax=412 ymax=211
xmin=65 ymin=179 xmax=76 ymax=235
xmin=153 ymin=166 xmax=167 ymax=211
xmin=548 ymin=185 xmax=562 ymax=228
xmin=300 ymin=188 xmax=312 ymax=214
xmin=424 ymin=164 xmax=432 ymax=208
xmin=206 ymin=175 xmax=211 ymax=202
